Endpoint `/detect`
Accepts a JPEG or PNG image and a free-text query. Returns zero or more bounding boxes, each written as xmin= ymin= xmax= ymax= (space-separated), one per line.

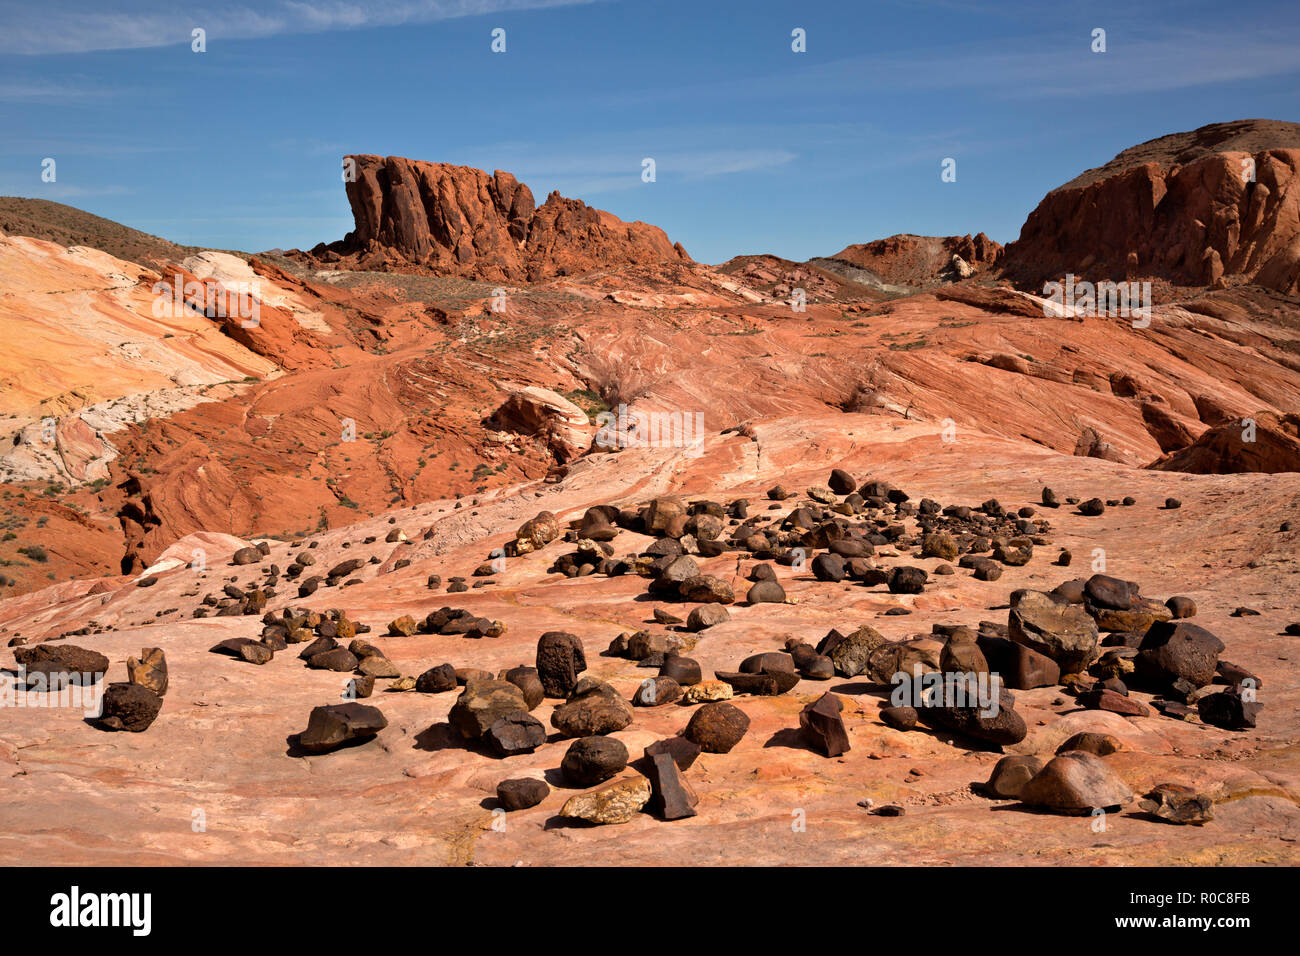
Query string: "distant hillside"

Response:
xmin=0 ymin=196 xmax=197 ymax=267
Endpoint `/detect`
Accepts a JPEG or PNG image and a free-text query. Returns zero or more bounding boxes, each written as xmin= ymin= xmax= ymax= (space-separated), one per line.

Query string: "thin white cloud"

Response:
xmin=0 ymin=0 xmax=599 ymax=55
xmin=0 ymin=81 xmax=115 ymax=101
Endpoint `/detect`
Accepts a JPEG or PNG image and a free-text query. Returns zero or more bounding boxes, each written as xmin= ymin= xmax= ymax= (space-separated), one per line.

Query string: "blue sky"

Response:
xmin=2 ymin=0 xmax=1298 ymax=263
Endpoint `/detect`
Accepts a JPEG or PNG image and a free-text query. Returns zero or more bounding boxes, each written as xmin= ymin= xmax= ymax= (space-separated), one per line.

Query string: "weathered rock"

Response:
xmin=358 ymin=655 xmax=400 ymax=678
xmin=644 ymin=736 xmax=702 ymax=771
xmin=632 ymin=676 xmax=682 ymax=707
xmin=416 ymin=663 xmax=458 ymax=693
xmin=1197 ymin=689 xmax=1261 ymax=729
xmin=387 ymin=614 xmax=418 ymax=636
xmin=1084 ymin=574 xmax=1139 ymax=610
xmin=448 ymin=680 xmax=529 ymax=740
xmin=15 ymin=644 xmax=108 ymax=685
xmin=126 ymin=647 xmax=167 ymax=696
xmin=746 ymin=579 xmax=786 ymax=604
xmin=1019 ymin=751 xmax=1133 ymax=813
xmin=1057 ymin=732 xmax=1121 ymax=756
xmin=1009 ymin=591 xmax=1099 ymax=672
xmin=799 ymin=692 xmax=851 ymax=756
xmin=916 ymin=684 xmax=1028 ymax=746
xmin=513 ymin=510 xmax=561 ymax=553
xmin=828 ymin=468 xmax=857 ymax=495
xmin=96 ymin=682 xmax=162 ymax=732
xmin=686 ymin=603 xmax=730 ymax=631
xmin=1079 ymin=688 xmax=1151 ymax=717
xmin=817 ymin=625 xmax=885 ymax=677
xmin=645 ymin=752 xmax=698 ymax=820
xmin=536 ymin=631 xmax=587 ymax=698
xmin=677 ymin=575 xmax=734 ymax=604
xmin=865 ymin=638 xmax=942 ymax=683
xmin=502 ymin=665 xmax=545 ymax=709
xmin=1137 ymin=784 xmax=1215 ymax=825
xmin=879 ymin=705 xmax=918 ymax=730
xmin=982 ymin=755 xmax=1043 ymax=799
xmin=1136 ymin=620 xmax=1224 ymax=690
xmin=496 ymin=777 xmax=550 ymax=811
xmin=559 ymin=775 xmax=651 ymax=825
xmin=659 ymin=654 xmax=702 ymax=686
xmin=485 ymin=711 xmax=547 ymax=757
xmin=551 ymin=690 xmax=634 ymax=737
xmin=298 ymin=702 xmax=387 ymax=753
xmin=921 ymin=531 xmax=959 ymax=561
xmin=887 ymin=566 xmax=928 ymax=594
xmin=307 ymin=647 xmax=360 ymax=672
xmin=682 ymin=680 xmax=733 ymax=704
xmin=976 ymin=633 xmax=1061 ymax=690
xmin=684 ymin=701 xmax=750 ymax=753
xmin=561 ymin=735 xmax=629 ymax=786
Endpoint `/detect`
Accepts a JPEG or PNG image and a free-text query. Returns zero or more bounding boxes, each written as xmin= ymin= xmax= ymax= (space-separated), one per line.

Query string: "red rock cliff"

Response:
xmin=312 ymin=155 xmax=690 ymax=281
xmin=1003 ymin=119 xmax=1300 ymax=294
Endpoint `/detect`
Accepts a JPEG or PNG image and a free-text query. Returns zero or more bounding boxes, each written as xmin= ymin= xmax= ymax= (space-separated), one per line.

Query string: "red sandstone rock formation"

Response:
xmin=1149 ymin=411 xmax=1300 ymax=474
xmin=301 ymin=155 xmax=691 ymax=281
xmin=1003 ymin=119 xmax=1300 ymax=294
xmin=821 ymin=233 xmax=1004 ymax=288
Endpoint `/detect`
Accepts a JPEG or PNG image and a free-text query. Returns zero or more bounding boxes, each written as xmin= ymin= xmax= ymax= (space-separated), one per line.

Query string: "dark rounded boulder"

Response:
xmin=96 ymin=682 xmax=163 ymax=732
xmin=684 ymin=701 xmax=750 ymax=753
xmin=561 ymin=735 xmax=629 ymax=786
xmin=497 ymin=777 xmax=550 ymax=811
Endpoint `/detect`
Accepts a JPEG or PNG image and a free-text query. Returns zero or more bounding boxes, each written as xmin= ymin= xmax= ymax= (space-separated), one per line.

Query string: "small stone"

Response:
xmin=982 ymin=755 xmax=1043 ymax=799
xmin=660 ymin=654 xmax=703 ymax=686
xmin=684 ymin=701 xmax=750 ymax=753
xmin=485 ymin=711 xmax=547 ymax=757
xmin=746 ymin=579 xmax=787 ymax=604
xmin=1137 ymin=784 xmax=1214 ymax=825
xmin=497 ymin=777 xmax=549 ymax=811
xmin=126 ymin=647 xmax=167 ymax=696
xmin=682 ymin=679 xmax=733 ymax=704
xmin=559 ymin=775 xmax=650 ymax=825
xmin=416 ymin=663 xmax=458 ymax=693
xmin=551 ymin=689 xmax=634 ymax=737
xmin=1197 ymin=689 xmax=1261 ymax=729
xmin=879 ymin=705 xmax=917 ymax=730
xmin=307 ymin=647 xmax=359 ymax=672
xmin=632 ymin=676 xmax=683 ymax=707
xmin=799 ymin=692 xmax=850 ymax=757
xmin=687 ymin=603 xmax=730 ymax=631
xmin=387 ymin=615 xmax=418 ymax=636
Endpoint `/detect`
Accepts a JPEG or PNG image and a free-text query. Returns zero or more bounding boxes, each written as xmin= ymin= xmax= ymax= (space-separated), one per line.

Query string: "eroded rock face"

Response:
xmin=1004 ymin=120 xmax=1300 ymax=294
xmin=311 ymin=156 xmax=691 ymax=281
